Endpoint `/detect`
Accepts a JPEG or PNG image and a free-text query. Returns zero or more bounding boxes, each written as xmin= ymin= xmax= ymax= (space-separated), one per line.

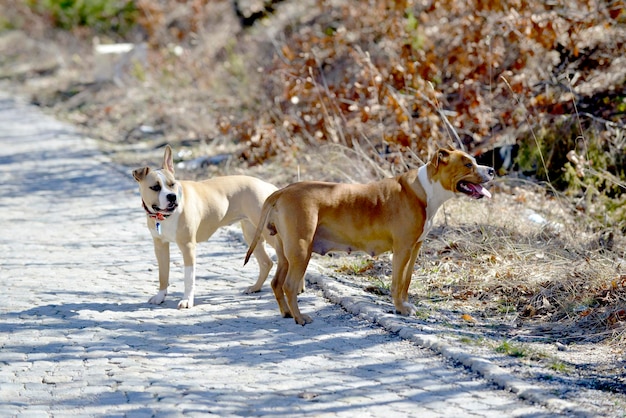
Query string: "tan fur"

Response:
xmin=133 ymin=145 xmax=278 ymax=308
xmin=245 ymin=149 xmax=494 ymax=325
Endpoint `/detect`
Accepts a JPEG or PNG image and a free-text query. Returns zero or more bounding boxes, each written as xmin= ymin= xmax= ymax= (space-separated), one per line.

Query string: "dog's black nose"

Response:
xmin=166 ymin=193 xmax=177 ymax=203
xmin=487 ymin=167 xmax=495 ymax=178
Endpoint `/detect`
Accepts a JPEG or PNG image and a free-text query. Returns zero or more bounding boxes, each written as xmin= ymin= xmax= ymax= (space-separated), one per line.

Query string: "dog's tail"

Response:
xmin=244 ymin=191 xmax=280 ymax=265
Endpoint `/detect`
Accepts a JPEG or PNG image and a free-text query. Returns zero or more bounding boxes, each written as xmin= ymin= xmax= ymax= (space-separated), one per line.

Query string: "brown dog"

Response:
xmin=245 ymin=148 xmax=494 ymax=325
xmin=133 ymin=145 xmax=277 ymax=309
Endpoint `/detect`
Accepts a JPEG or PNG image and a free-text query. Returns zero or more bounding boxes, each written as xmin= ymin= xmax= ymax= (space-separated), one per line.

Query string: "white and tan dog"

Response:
xmin=133 ymin=145 xmax=277 ymax=308
xmin=245 ymin=148 xmax=494 ymax=325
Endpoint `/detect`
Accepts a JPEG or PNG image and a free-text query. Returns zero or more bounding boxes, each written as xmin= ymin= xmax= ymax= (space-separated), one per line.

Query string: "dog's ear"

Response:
xmin=435 ymin=149 xmax=451 ymax=166
xmin=132 ymin=167 xmax=150 ymax=182
xmin=162 ymin=145 xmax=175 ymax=174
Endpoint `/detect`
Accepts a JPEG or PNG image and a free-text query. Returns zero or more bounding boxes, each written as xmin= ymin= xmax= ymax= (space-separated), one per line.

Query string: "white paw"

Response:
xmin=396 ymin=301 xmax=417 ymax=316
xmin=243 ymin=285 xmax=261 ymax=294
xmin=148 ymin=290 xmax=167 ymax=305
xmin=177 ymin=298 xmax=194 ymax=309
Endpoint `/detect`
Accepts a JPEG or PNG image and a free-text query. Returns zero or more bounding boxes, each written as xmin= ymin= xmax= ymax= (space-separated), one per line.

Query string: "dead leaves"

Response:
xmin=231 ymin=0 xmax=626 ymax=172
xmin=461 ymin=313 xmax=476 ymax=323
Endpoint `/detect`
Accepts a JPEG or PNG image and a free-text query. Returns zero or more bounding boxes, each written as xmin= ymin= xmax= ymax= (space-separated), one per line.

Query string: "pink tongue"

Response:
xmin=468 ymin=183 xmax=492 ymax=198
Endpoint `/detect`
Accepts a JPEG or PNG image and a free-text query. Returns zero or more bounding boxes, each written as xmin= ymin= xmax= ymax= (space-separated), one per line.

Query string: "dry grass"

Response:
xmin=435 ymin=190 xmax=623 ymax=334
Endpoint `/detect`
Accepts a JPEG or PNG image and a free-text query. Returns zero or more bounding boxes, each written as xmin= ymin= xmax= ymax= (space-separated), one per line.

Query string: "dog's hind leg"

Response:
xmin=284 ymin=263 xmax=312 ymax=325
xmin=270 ymin=238 xmax=292 ymax=318
xmin=283 ymin=239 xmax=314 ymax=325
xmin=241 ymin=220 xmax=273 ymax=293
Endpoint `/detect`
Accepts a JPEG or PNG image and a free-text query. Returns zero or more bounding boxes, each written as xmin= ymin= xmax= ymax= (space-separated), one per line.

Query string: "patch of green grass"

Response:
xmin=130 ymin=59 xmax=146 ymax=83
xmin=458 ymin=336 xmax=485 ymax=346
xmin=404 ymin=10 xmax=425 ymax=51
xmin=28 ymin=0 xmax=138 ymax=35
xmin=0 ymin=16 xmax=13 ymax=30
xmin=492 ymin=341 xmax=572 ymax=374
xmin=549 ymin=360 xmax=570 ymax=373
xmin=367 ymin=276 xmax=390 ymax=290
xmin=336 ymin=258 xmax=375 ymax=275
xmin=223 ymin=39 xmax=247 ymax=82
xmin=413 ymin=309 xmax=429 ymax=320
xmin=495 ymin=340 xmax=527 ymax=358
xmin=496 ymin=299 xmax=517 ymax=315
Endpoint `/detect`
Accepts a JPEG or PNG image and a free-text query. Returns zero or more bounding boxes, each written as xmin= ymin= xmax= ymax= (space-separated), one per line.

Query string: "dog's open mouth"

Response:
xmin=152 ymin=203 xmax=178 ymax=214
xmin=457 ymin=181 xmax=492 ymax=199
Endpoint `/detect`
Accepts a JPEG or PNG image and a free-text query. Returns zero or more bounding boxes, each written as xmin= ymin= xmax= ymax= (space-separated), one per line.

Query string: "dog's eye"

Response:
xmin=168 ymin=182 xmax=176 ymax=188
xmin=465 ymin=163 xmax=473 ymax=168
xmin=150 ymin=184 xmax=161 ymax=192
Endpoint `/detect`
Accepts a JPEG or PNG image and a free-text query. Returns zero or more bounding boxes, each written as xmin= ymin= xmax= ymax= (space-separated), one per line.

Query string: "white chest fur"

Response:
xmin=417 ymin=165 xmax=455 ymax=242
xmin=149 ymin=211 xmax=180 ymax=243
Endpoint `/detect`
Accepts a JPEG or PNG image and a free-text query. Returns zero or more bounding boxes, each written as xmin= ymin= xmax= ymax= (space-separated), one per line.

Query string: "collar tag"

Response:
xmin=156 ymin=222 xmax=162 ymax=235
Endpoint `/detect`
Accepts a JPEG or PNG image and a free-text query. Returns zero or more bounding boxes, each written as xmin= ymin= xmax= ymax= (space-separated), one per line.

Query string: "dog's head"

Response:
xmin=430 ymin=149 xmax=494 ymax=199
xmin=132 ymin=145 xmax=182 ymax=217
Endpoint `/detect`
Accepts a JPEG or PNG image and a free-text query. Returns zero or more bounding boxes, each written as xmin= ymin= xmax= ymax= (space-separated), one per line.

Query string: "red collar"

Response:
xmin=142 ymin=200 xmax=170 ymax=220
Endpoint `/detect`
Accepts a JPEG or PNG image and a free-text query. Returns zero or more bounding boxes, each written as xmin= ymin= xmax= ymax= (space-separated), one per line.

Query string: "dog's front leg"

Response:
xmin=390 ymin=243 xmax=421 ymax=316
xmin=177 ymin=241 xmax=196 ymax=309
xmin=401 ymin=243 xmax=422 ymax=305
xmin=149 ymin=238 xmax=170 ymax=305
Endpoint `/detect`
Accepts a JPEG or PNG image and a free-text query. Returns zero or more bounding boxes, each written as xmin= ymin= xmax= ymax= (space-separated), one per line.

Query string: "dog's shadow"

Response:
xmin=2 ymin=289 xmax=375 ymax=364
xmin=4 ymin=299 xmax=148 ymax=321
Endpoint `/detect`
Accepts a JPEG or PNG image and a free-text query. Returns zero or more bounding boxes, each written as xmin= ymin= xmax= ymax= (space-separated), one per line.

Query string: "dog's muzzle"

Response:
xmin=457 ymin=181 xmax=492 ymax=199
xmin=164 ymin=193 xmax=178 ymax=211
xmin=457 ymin=166 xmax=494 ymax=199
xmin=152 ymin=196 xmax=178 ymax=213
xmin=153 ymin=190 xmax=180 ymax=213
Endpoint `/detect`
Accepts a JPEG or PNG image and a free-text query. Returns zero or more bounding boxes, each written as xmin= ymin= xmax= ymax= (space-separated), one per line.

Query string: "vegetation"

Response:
xmin=495 ymin=340 xmax=528 ymax=358
xmin=26 ymin=0 xmax=137 ymax=35
xmin=1 ymin=0 xmax=624 ymax=347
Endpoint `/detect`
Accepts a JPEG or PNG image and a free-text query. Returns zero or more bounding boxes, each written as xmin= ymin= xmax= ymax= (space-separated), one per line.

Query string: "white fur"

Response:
xmin=148 ymin=289 xmax=167 ymax=305
xmin=156 ymin=171 xmax=177 ymax=210
xmin=149 ymin=211 xmax=180 ymax=242
xmin=416 ymin=165 xmax=455 ymax=242
xmin=178 ymin=266 xmax=196 ymax=309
